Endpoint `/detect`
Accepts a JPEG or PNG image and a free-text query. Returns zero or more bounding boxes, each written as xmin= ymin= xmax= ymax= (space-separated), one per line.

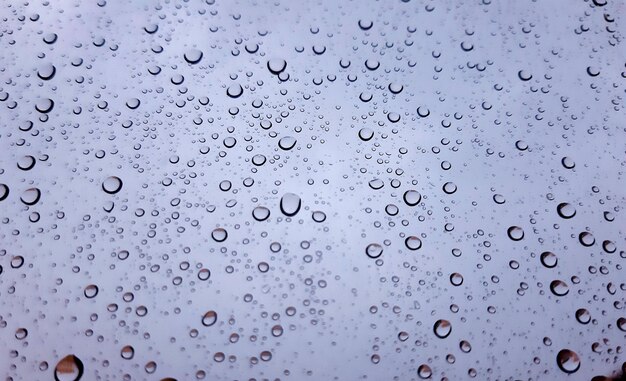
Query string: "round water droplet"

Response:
xmin=575 ymin=308 xmax=590 ymax=324
xmin=579 ymin=232 xmax=595 ymax=247
xmin=54 ymin=355 xmax=84 ymax=381
xmin=226 ymin=83 xmax=243 ymax=98
xmin=518 ymin=70 xmax=532 ymax=81
xmin=280 ymin=193 xmax=301 ymax=216
xmin=184 ymin=49 xmax=203 ymax=64
xmin=417 ymin=364 xmax=432 ymax=379
xmin=20 ymin=188 xmax=41 ymax=205
xmin=202 ymin=310 xmax=218 ymax=327
xmin=364 ymin=59 xmax=380 ymax=70
xmin=368 ymin=179 xmax=384 ymax=190
xmin=121 ymin=346 xmax=134 ymax=360
xmin=17 ymin=155 xmax=36 ymax=170
xmin=102 ymin=176 xmax=123 ymax=194
xmin=557 ymin=203 xmax=576 ymax=219
xmin=267 ymin=59 xmax=287 ymax=74
xmin=540 ymin=252 xmax=558 ymax=268
xmin=450 ymin=273 xmax=464 ymax=286
xmin=433 ymin=319 xmax=452 ymax=338
xmin=398 ymin=331 xmax=409 ymax=341
xmin=252 ymin=206 xmax=270 ymax=221
xmin=211 ymin=228 xmax=228 ymax=242
xmin=403 ymin=190 xmax=422 ymax=206
xmin=126 ymin=98 xmax=140 ymax=109
xmin=556 ymin=349 xmax=580 ymax=374
xmin=493 ymin=194 xmax=505 ymax=204
xmin=550 ymin=280 xmax=569 ymax=296
xmin=35 ymin=98 xmax=54 ymax=113
xmin=84 ymin=284 xmax=98 ymax=298
xmin=405 ymin=236 xmax=422 ymax=250
xmin=366 ymin=243 xmax=383 ymax=259
xmin=442 ymin=182 xmax=457 ymax=194
xmin=37 ymin=63 xmax=56 ymax=80
xmin=358 ymin=19 xmax=373 ymax=30
xmin=358 ymin=128 xmax=374 ymax=141
xmin=507 ymin=226 xmax=524 ymax=241
xmin=417 ymin=106 xmax=430 ymax=117
xmin=271 ymin=325 xmax=284 ymax=337
xmin=388 ymin=83 xmax=403 ymax=94
xmin=561 ymin=157 xmax=575 ymax=169
xmin=312 ymin=211 xmax=326 ymax=223
xmin=252 ymin=154 xmax=266 ymax=166
xmin=278 ymin=136 xmax=297 ymax=150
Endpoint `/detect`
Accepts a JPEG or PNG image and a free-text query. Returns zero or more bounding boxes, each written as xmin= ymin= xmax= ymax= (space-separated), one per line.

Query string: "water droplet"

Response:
xmin=20 ymin=188 xmax=41 ymax=205
xmin=575 ymin=308 xmax=591 ymax=324
xmin=312 ymin=211 xmax=326 ymax=223
xmin=507 ymin=226 xmax=524 ymax=241
xmin=403 ymin=190 xmax=422 ymax=206
xmin=358 ymin=19 xmax=373 ymax=30
xmin=102 ymin=176 xmax=122 ymax=194
xmin=278 ymin=136 xmax=297 ymax=150
xmin=557 ymin=203 xmax=576 ymax=219
xmin=202 ymin=310 xmax=218 ymax=327
xmin=450 ymin=273 xmax=464 ymax=286
xmin=540 ymin=252 xmax=558 ymax=268
xmin=84 ymin=284 xmax=98 ymax=298
xmin=226 ymin=83 xmax=243 ymax=98
xmin=364 ymin=59 xmax=380 ymax=70
xmin=579 ymin=232 xmax=595 ymax=247
xmin=518 ymin=70 xmax=532 ymax=81
xmin=368 ymin=179 xmax=384 ymax=190
xmin=556 ymin=349 xmax=580 ymax=374
xmin=267 ymin=59 xmax=287 ymax=75
xmin=417 ymin=364 xmax=432 ymax=379
xmin=120 ymin=345 xmax=134 ymax=360
xmin=550 ymin=280 xmax=569 ymax=296
xmin=433 ymin=319 xmax=452 ymax=338
xmin=405 ymin=236 xmax=422 ymax=250
xmin=184 ymin=49 xmax=203 ymax=64
xmin=54 ymin=355 xmax=84 ymax=381
xmin=388 ymin=83 xmax=403 ymax=94
xmin=271 ymin=325 xmax=284 ymax=337
xmin=252 ymin=206 xmax=270 ymax=221
xmin=366 ymin=243 xmax=383 ymax=259
xmin=37 ymin=63 xmax=56 ymax=80
xmin=359 ymin=128 xmax=374 ymax=141
xmin=442 ymin=182 xmax=457 ymax=194
xmin=280 ymin=193 xmax=301 ymax=216
xmin=211 ymin=228 xmax=228 ymax=242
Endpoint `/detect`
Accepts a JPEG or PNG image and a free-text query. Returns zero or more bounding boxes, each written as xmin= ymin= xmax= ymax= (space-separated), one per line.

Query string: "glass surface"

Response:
xmin=0 ymin=0 xmax=624 ymax=380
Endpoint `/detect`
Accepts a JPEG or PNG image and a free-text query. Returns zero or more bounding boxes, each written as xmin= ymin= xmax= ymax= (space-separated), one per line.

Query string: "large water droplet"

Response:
xmin=202 ymin=310 xmax=218 ymax=327
xmin=280 ymin=193 xmax=301 ymax=216
xmin=550 ymin=280 xmax=569 ymax=296
xmin=557 ymin=203 xmax=576 ymax=219
xmin=226 ymin=83 xmax=243 ymax=98
xmin=366 ymin=243 xmax=383 ymax=259
xmin=20 ymin=188 xmax=41 ymax=205
xmin=403 ymin=190 xmax=421 ymax=206
xmin=433 ymin=319 xmax=452 ymax=338
xmin=556 ymin=349 xmax=580 ymax=373
xmin=102 ymin=176 xmax=123 ymax=194
xmin=267 ymin=58 xmax=287 ymax=75
xmin=54 ymin=355 xmax=84 ymax=381
xmin=507 ymin=226 xmax=524 ymax=241
xmin=184 ymin=49 xmax=203 ymax=64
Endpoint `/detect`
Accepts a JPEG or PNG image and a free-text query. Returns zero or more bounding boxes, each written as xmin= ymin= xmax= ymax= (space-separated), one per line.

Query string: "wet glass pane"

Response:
xmin=0 ymin=0 xmax=624 ymax=380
